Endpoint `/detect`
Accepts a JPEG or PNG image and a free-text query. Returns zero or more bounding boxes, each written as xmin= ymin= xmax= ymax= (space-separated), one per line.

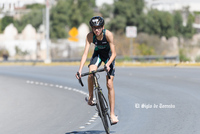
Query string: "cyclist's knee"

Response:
xmin=89 ymin=64 xmax=97 ymax=72
xmin=107 ymin=79 xmax=114 ymax=90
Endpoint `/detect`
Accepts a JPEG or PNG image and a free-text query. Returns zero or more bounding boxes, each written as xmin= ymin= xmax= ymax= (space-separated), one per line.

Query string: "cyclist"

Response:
xmin=76 ymin=16 xmax=119 ymax=124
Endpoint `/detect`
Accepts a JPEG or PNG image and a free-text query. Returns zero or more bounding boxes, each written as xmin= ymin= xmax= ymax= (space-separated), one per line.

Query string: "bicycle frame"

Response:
xmin=77 ymin=65 xmax=111 ymax=134
xmin=92 ymin=72 xmax=100 ymax=88
xmin=92 ymin=72 xmax=110 ymax=134
xmin=92 ymin=73 xmax=109 ymax=113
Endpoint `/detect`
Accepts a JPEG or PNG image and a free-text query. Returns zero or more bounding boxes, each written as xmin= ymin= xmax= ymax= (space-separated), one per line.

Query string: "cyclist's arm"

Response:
xmin=78 ymin=32 xmax=93 ymax=74
xmin=106 ymin=30 xmax=116 ymax=69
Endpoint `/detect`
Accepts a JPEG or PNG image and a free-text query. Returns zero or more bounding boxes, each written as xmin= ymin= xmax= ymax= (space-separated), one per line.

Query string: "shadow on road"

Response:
xmin=65 ymin=130 xmax=115 ymax=134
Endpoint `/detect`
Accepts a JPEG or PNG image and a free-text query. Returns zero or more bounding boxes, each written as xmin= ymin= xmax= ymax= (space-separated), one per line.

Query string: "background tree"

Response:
xmin=0 ymin=19 xmax=1 ymax=33
xmin=144 ymin=10 xmax=175 ymax=38
xmin=108 ymin=0 xmax=145 ymax=33
xmin=26 ymin=3 xmax=45 ymax=9
xmin=183 ymin=13 xmax=196 ymax=38
xmin=145 ymin=9 xmax=162 ymax=35
xmin=173 ymin=11 xmax=184 ymax=36
xmin=14 ymin=5 xmax=43 ymax=33
xmin=104 ymin=0 xmax=195 ymax=39
xmin=100 ymin=3 xmax=114 ymax=18
xmin=0 ymin=16 xmax=14 ymax=33
xmin=50 ymin=0 xmax=95 ymax=39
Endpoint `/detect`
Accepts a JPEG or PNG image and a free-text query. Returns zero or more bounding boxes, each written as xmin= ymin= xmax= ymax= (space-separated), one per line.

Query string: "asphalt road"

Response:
xmin=0 ymin=65 xmax=200 ymax=134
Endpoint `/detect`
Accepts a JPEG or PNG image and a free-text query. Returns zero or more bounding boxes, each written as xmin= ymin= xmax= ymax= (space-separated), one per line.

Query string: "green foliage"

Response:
xmin=179 ymin=49 xmax=190 ymax=62
xmin=194 ymin=11 xmax=200 ymax=15
xmin=108 ymin=0 xmax=145 ymax=33
xmin=14 ymin=9 xmax=43 ymax=33
xmin=0 ymin=20 xmax=1 ymax=32
xmin=12 ymin=3 xmax=44 ymax=33
xmin=173 ymin=11 xmax=184 ymax=36
xmin=182 ymin=13 xmax=196 ymax=38
xmin=50 ymin=0 xmax=95 ymax=39
xmin=137 ymin=44 xmax=155 ymax=56
xmin=100 ymin=4 xmax=114 ymax=18
xmin=159 ymin=12 xmax=175 ymax=38
xmin=2 ymin=0 xmax=195 ymax=40
xmin=104 ymin=0 xmax=195 ymax=39
xmin=144 ymin=9 xmax=175 ymax=38
xmin=26 ymin=3 xmax=45 ymax=9
xmin=195 ymin=55 xmax=200 ymax=62
xmin=108 ymin=15 xmax=126 ymax=34
xmin=0 ymin=16 xmax=14 ymax=32
xmin=135 ymin=33 xmax=166 ymax=55
xmin=15 ymin=46 xmax=29 ymax=56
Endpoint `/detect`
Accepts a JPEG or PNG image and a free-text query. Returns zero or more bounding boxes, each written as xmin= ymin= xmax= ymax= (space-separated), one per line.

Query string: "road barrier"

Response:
xmin=0 ymin=55 xmax=179 ymax=63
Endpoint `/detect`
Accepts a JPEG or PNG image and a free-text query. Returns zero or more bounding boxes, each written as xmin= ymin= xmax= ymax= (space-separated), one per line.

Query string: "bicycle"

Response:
xmin=76 ymin=65 xmax=113 ymax=134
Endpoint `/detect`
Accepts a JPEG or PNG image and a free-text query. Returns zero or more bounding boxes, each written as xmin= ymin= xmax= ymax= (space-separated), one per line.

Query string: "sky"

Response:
xmin=96 ymin=0 xmax=114 ymax=7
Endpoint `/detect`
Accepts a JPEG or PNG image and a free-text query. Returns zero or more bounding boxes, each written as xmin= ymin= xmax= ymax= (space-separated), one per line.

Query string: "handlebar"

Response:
xmin=77 ymin=72 xmax=84 ymax=86
xmin=77 ymin=65 xmax=111 ymax=87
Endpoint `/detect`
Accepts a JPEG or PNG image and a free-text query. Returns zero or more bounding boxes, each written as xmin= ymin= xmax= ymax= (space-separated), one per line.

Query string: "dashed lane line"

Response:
xmin=26 ymin=80 xmax=98 ymax=130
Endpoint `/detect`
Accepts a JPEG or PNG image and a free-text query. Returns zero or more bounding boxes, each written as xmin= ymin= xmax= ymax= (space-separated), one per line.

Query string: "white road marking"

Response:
xmin=86 ymin=122 xmax=91 ymax=125
xmin=26 ymin=80 xmax=97 ymax=130
xmin=79 ymin=126 xmax=85 ymax=129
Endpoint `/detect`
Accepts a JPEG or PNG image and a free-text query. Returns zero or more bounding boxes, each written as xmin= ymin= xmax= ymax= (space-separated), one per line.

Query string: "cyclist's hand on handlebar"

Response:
xmin=104 ymin=64 xmax=111 ymax=79
xmin=76 ymin=71 xmax=81 ymax=79
xmin=105 ymin=64 xmax=110 ymax=72
xmin=76 ymin=71 xmax=84 ymax=87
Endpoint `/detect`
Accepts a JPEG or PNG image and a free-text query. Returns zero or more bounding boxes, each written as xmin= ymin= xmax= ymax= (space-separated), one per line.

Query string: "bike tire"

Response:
xmin=95 ymin=89 xmax=110 ymax=134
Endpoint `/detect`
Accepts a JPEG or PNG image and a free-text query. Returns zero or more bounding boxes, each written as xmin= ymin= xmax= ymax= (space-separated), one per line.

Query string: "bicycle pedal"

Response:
xmin=85 ymin=97 xmax=96 ymax=106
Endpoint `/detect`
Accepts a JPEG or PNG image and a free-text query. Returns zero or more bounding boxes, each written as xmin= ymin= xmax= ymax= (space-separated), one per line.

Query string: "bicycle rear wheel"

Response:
xmin=95 ymin=88 xmax=110 ymax=134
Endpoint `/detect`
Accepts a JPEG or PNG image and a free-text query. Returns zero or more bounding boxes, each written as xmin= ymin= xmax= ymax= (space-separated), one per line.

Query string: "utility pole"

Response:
xmin=45 ymin=0 xmax=51 ymax=63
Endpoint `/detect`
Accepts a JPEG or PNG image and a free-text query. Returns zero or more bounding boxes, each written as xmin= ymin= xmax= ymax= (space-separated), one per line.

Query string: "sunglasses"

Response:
xmin=92 ymin=26 xmax=103 ymax=30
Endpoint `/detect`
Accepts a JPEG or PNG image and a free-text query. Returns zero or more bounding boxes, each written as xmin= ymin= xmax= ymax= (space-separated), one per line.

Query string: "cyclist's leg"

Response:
xmin=107 ymin=76 xmax=118 ymax=123
xmin=105 ymin=60 xmax=119 ymax=123
xmin=87 ymin=52 xmax=102 ymax=105
xmin=87 ymin=65 xmax=97 ymax=105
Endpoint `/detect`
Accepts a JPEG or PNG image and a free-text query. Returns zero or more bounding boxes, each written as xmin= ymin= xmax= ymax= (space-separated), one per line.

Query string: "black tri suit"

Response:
xmin=89 ymin=29 xmax=115 ymax=76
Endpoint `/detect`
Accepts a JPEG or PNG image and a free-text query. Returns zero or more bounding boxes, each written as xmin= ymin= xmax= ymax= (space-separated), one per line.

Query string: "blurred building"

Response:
xmin=0 ymin=0 xmax=58 ymax=19
xmin=146 ymin=0 xmax=200 ymax=12
xmin=145 ymin=0 xmax=200 ymax=31
xmin=0 ymin=23 xmax=46 ymax=60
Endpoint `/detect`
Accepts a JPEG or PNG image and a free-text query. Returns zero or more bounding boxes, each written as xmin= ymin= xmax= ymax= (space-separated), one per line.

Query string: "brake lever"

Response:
xmin=77 ymin=72 xmax=84 ymax=86
xmin=104 ymin=65 xmax=111 ymax=79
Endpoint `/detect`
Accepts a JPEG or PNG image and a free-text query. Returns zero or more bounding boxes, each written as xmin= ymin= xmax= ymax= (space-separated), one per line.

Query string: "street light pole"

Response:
xmin=45 ymin=0 xmax=51 ymax=63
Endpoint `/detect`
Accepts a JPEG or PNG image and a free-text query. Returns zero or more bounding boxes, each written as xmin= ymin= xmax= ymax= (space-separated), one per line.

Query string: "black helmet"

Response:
xmin=89 ymin=16 xmax=104 ymax=27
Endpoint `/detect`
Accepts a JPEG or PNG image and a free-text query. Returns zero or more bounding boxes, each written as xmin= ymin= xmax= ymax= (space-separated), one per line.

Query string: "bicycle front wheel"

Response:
xmin=95 ymin=88 xmax=110 ymax=134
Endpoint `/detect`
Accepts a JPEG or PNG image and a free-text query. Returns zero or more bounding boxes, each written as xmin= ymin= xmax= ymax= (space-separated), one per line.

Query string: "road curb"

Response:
xmin=1 ymin=62 xmax=200 ymax=67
